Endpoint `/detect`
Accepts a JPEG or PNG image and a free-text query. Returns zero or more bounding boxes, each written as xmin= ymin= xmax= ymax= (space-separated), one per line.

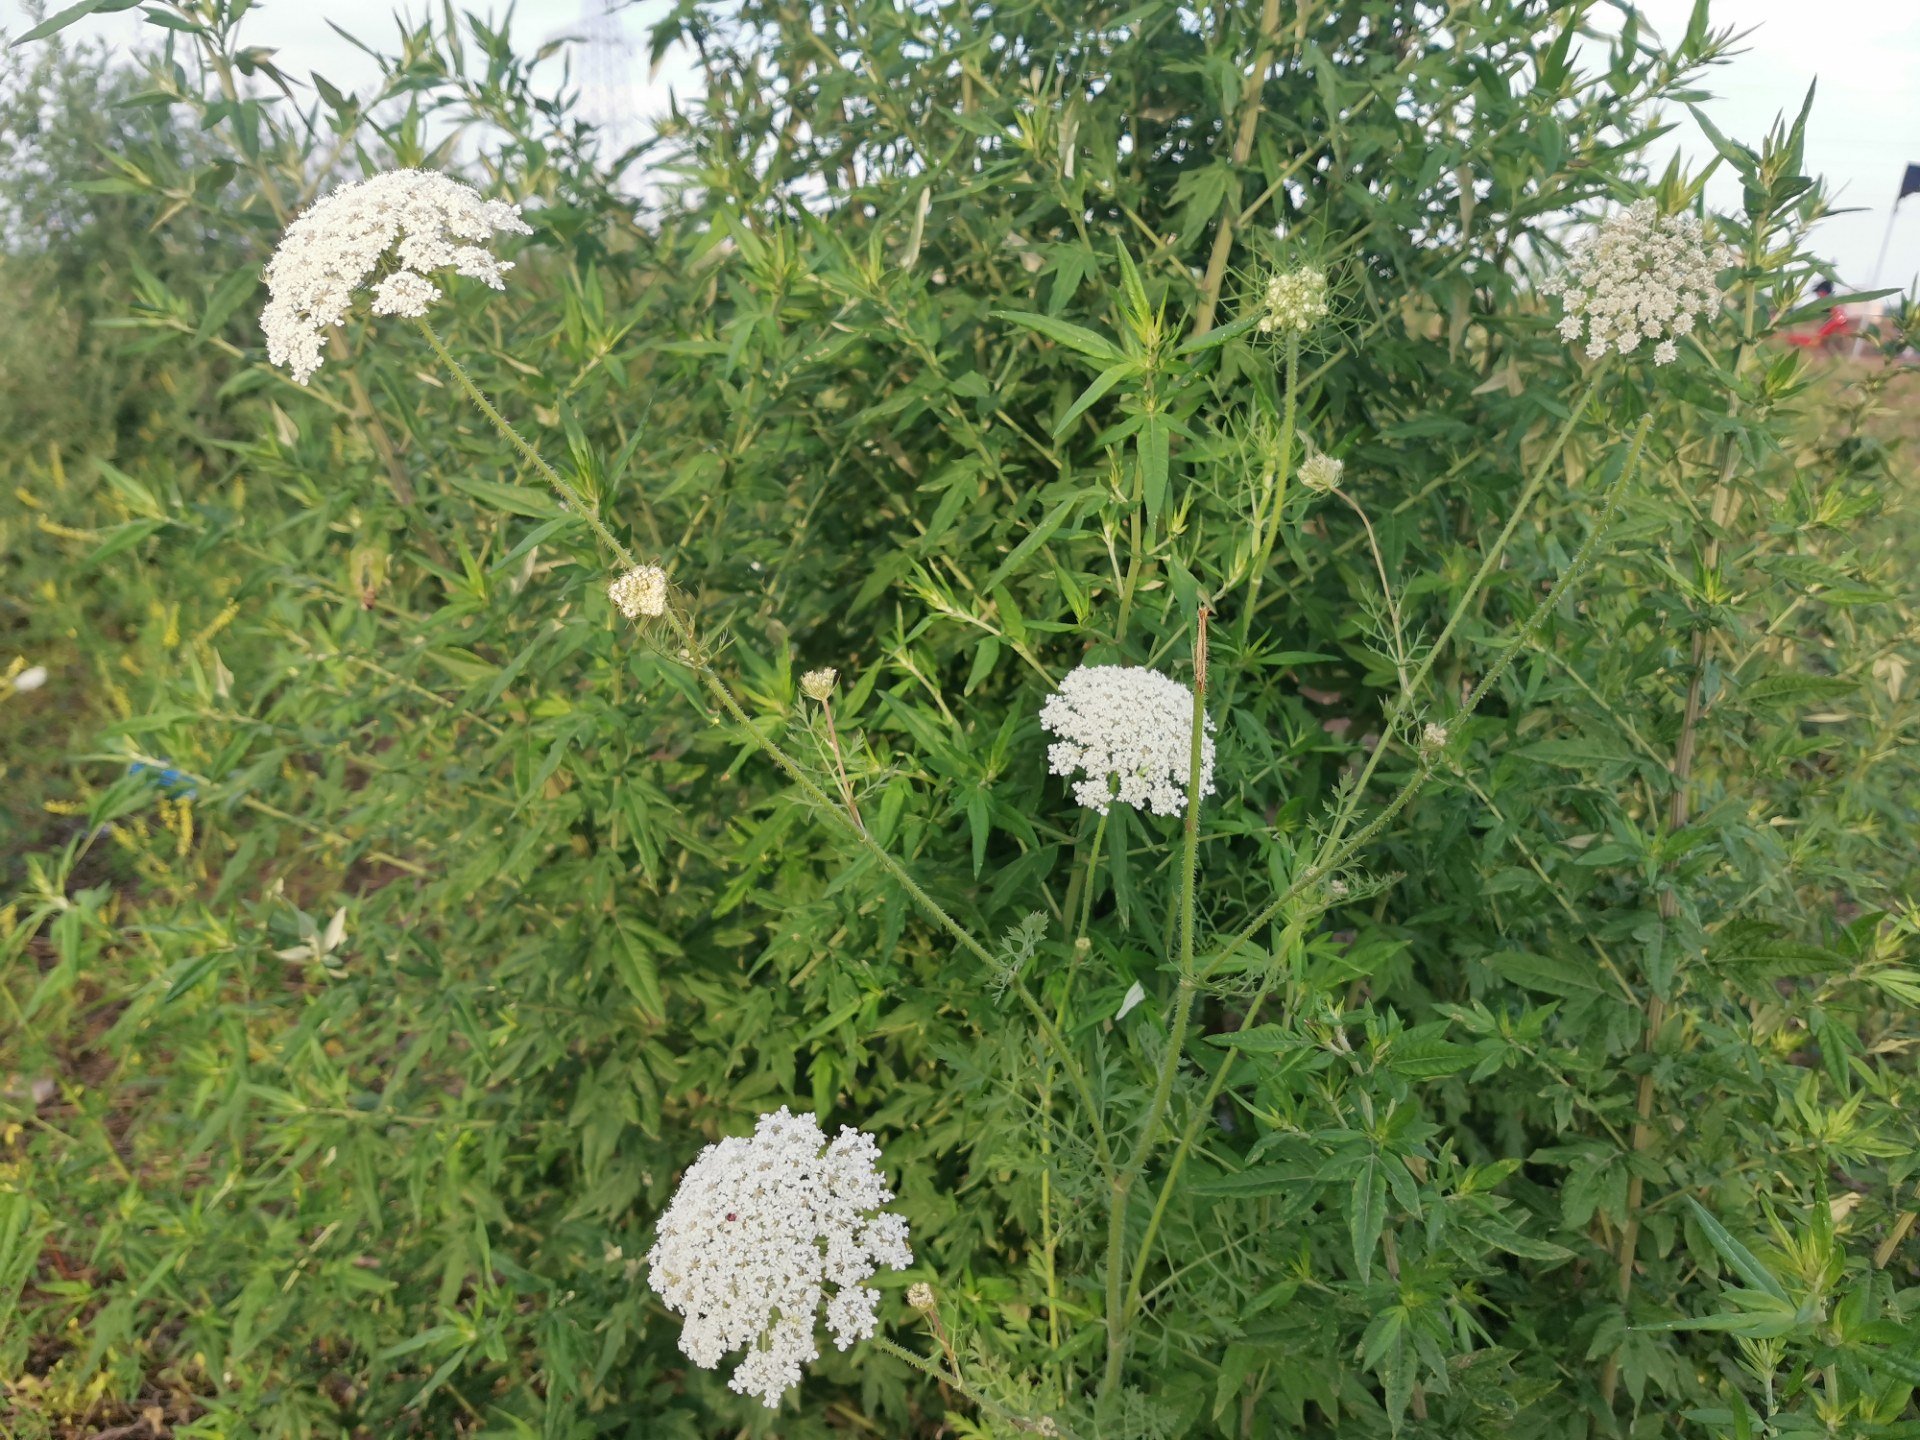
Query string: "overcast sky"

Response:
xmin=5 ymin=0 xmax=1918 ymax=288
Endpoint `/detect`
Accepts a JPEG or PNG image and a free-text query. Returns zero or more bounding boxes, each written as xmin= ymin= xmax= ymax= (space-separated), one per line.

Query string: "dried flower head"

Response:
xmin=609 ymin=564 xmax=669 ymax=619
xmin=1298 ymin=453 xmax=1344 ymax=494
xmin=262 ymin=169 xmax=532 ymax=384
xmin=646 ymin=1108 xmax=913 ymax=1408
xmin=1256 ymin=265 xmax=1330 ymax=337
xmin=906 ymin=1282 xmax=936 ymax=1312
xmin=801 ymin=667 xmax=839 ymax=702
xmin=1541 ymin=199 xmax=1731 ymax=364
xmin=1040 ymin=664 xmax=1216 ymax=817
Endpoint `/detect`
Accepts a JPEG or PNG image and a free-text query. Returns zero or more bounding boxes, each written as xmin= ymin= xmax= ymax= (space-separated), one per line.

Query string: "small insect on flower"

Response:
xmin=1298 ymin=453 xmax=1345 ymax=494
xmin=1040 ymin=665 xmax=1216 ymax=817
xmin=646 ymin=1108 xmax=913 ymax=1409
xmin=1256 ymin=265 xmax=1330 ymax=337
xmin=608 ymin=564 xmax=670 ymax=619
xmin=261 ymin=169 xmax=532 ymax=384
xmin=1542 ymin=199 xmax=1732 ymax=365
xmin=801 ymin=667 xmax=839 ymax=702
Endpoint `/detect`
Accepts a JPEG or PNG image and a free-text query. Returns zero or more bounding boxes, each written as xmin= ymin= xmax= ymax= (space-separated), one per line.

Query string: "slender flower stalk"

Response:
xmin=1199 ymin=396 xmax=1646 ymax=986
xmin=802 ymin=668 xmax=864 ymax=831
xmin=1223 ymin=333 xmax=1300 ymax=717
xmin=1101 ymin=605 xmax=1210 ymax=1407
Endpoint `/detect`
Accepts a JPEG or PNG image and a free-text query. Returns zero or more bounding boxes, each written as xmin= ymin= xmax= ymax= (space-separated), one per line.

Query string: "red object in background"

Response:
xmin=1785 ymin=308 xmax=1852 ymax=348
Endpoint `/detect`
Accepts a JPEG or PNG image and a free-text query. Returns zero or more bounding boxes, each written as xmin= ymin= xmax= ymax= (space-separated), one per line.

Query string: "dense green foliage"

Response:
xmin=4 ymin=1 xmax=1919 ymax=1436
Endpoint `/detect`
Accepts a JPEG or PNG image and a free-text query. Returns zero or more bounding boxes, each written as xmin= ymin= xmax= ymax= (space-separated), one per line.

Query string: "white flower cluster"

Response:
xmin=608 ymin=564 xmax=669 ymax=619
xmin=1256 ymin=265 xmax=1329 ymax=336
xmin=801 ymin=667 xmax=838 ymax=701
xmin=1542 ymin=199 xmax=1730 ymax=365
xmin=261 ymin=169 xmax=532 ymax=383
xmin=646 ymin=1108 xmax=913 ymax=1408
xmin=1040 ymin=664 xmax=1215 ymax=817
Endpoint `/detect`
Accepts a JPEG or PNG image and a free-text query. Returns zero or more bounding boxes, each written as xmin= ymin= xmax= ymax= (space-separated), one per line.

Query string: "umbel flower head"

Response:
xmin=801 ymin=667 xmax=838 ymax=702
xmin=1040 ymin=664 xmax=1216 ymax=817
xmin=1256 ymin=264 xmax=1330 ymax=337
xmin=609 ymin=564 xmax=669 ymax=619
xmin=1542 ymin=199 xmax=1731 ymax=365
xmin=261 ymin=168 xmax=532 ymax=384
xmin=646 ymin=1108 xmax=913 ymax=1408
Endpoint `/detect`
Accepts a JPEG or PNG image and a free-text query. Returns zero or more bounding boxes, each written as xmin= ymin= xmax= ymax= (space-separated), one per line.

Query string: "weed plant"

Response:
xmin=3 ymin=2 xmax=1919 ymax=1437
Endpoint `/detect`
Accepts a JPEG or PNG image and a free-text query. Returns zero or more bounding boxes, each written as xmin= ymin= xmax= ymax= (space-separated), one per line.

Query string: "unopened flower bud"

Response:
xmin=1420 ymin=722 xmax=1449 ymax=760
xmin=801 ymin=667 xmax=838 ymax=702
xmin=1255 ymin=265 xmax=1329 ymax=337
xmin=907 ymin=1282 xmax=936 ymax=1312
xmin=1298 ymin=453 xmax=1344 ymax=494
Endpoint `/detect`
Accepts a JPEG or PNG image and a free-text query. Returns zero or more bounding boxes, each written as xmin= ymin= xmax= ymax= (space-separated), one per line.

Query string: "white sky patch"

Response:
xmin=1621 ymin=0 xmax=1920 ymax=290
xmin=2 ymin=0 xmax=694 ymax=159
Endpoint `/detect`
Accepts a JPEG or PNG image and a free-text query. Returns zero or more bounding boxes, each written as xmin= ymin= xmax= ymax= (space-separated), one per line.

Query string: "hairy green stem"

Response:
xmin=1075 ymin=808 xmax=1110 ymax=943
xmin=416 ymin=317 xmax=635 ymax=566
xmin=1123 ymin=920 xmax=1301 ymax=1322
xmin=1101 ymin=604 xmax=1211 ymax=1403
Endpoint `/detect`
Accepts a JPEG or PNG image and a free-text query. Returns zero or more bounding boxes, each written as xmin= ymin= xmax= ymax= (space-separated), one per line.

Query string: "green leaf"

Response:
xmin=1174 ymin=312 xmax=1259 ymax=357
xmin=982 ymin=494 xmax=1080 ymax=592
xmin=10 ymin=0 xmax=138 ymax=47
xmin=94 ymin=458 xmax=163 ymax=519
xmin=1382 ymin=1036 xmax=1477 ymax=1079
xmin=992 ymin=309 xmax=1126 ymax=364
xmin=195 ymin=265 xmax=260 ymax=341
xmin=1140 ymin=413 xmax=1170 ymax=525
xmin=1684 ymin=1198 xmax=1790 ymax=1303
xmin=1739 ymin=673 xmax=1856 ymax=709
xmin=1054 ymin=360 xmax=1139 ymax=436
xmin=448 ymin=473 xmax=562 ymax=520
xmin=1350 ymin=1161 xmax=1387 ymax=1282
xmin=1188 ymin=1163 xmax=1316 ymax=1199
xmin=1771 ymin=288 xmax=1896 ymax=333
xmin=1203 ymin=1023 xmax=1299 ymax=1054
xmin=1491 ymin=950 xmax=1606 ymax=998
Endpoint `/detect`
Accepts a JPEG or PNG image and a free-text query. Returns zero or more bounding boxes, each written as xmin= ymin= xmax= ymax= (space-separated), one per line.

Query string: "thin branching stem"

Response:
xmin=1206 ymin=372 xmax=1618 ymax=970
xmin=867 ymin=1336 xmax=1078 ymax=1439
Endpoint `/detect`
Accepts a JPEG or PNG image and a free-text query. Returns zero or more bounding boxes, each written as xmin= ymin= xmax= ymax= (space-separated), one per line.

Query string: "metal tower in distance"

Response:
xmin=567 ymin=0 xmax=641 ymax=169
